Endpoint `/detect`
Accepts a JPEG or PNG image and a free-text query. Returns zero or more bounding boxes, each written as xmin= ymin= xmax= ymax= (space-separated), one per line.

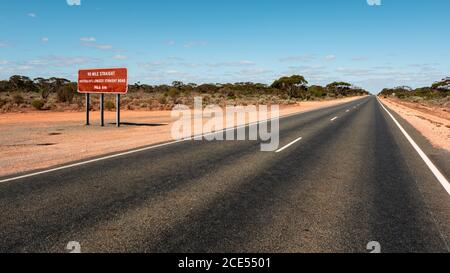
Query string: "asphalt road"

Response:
xmin=1 ymin=95 xmax=449 ymax=253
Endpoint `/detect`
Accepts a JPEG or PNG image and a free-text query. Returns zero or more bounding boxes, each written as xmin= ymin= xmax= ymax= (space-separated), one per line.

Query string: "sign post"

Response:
xmin=78 ymin=68 xmax=128 ymax=126
xmin=116 ymin=94 xmax=121 ymax=127
xmin=100 ymin=93 xmax=105 ymax=127
xmin=85 ymin=93 xmax=90 ymax=126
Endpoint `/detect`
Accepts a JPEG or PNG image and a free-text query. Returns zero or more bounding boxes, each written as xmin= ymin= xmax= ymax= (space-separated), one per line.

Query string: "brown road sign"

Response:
xmin=78 ymin=68 xmax=128 ymax=94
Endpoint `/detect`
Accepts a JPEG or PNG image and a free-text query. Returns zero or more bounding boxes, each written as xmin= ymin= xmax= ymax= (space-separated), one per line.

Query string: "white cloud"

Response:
xmin=286 ymin=65 xmax=327 ymax=78
xmin=16 ymin=65 xmax=34 ymax=71
xmin=208 ymin=60 xmax=255 ymax=67
xmin=239 ymin=68 xmax=272 ymax=76
xmin=139 ymin=60 xmax=170 ymax=70
xmin=67 ymin=0 xmax=81 ymax=6
xmin=95 ymin=44 xmax=113 ymax=50
xmin=141 ymin=57 xmax=255 ymax=69
xmin=41 ymin=37 xmax=49 ymax=43
xmin=166 ymin=70 xmax=182 ymax=74
xmin=237 ymin=60 xmax=254 ymax=65
xmin=351 ymin=56 xmax=368 ymax=61
xmin=113 ymin=54 xmax=127 ymax=60
xmin=325 ymin=54 xmax=336 ymax=61
xmin=0 ymin=56 xmax=99 ymax=78
xmin=367 ymin=0 xmax=382 ymax=6
xmin=26 ymin=56 xmax=99 ymax=67
xmin=167 ymin=41 xmax=176 ymax=46
xmin=279 ymin=54 xmax=315 ymax=62
xmin=80 ymin=37 xmax=96 ymax=42
xmin=0 ymin=60 xmax=8 ymax=65
xmin=336 ymin=67 xmax=373 ymax=76
xmin=183 ymin=41 xmax=207 ymax=48
xmin=27 ymin=13 xmax=37 ymax=18
xmin=178 ymin=62 xmax=201 ymax=68
xmin=80 ymin=37 xmax=113 ymax=50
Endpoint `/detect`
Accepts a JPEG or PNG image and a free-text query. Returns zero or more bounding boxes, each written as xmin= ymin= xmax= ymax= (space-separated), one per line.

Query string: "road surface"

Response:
xmin=1 ymin=96 xmax=449 ymax=253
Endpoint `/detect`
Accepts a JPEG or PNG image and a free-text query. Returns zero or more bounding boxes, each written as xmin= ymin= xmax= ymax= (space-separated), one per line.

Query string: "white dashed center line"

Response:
xmin=275 ymin=137 xmax=303 ymax=153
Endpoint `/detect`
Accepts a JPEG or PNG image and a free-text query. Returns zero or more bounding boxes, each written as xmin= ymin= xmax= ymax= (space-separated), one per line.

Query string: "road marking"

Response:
xmin=377 ymin=98 xmax=450 ymax=196
xmin=0 ymin=110 xmax=298 ymax=184
xmin=0 ymin=97 xmax=368 ymax=184
xmin=275 ymin=137 xmax=303 ymax=153
xmin=0 ymin=139 xmax=187 ymax=184
xmin=346 ymin=109 xmax=350 ymax=112
xmin=330 ymin=116 xmax=338 ymax=121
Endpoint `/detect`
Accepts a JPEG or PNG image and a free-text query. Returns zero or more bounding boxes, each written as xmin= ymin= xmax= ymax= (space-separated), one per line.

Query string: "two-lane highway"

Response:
xmin=0 ymin=96 xmax=449 ymax=253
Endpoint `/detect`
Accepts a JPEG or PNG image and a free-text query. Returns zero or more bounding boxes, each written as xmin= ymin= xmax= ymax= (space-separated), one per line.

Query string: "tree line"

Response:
xmin=0 ymin=75 xmax=77 ymax=103
xmin=378 ymin=77 xmax=449 ymax=99
xmin=0 ymin=74 xmax=369 ymax=103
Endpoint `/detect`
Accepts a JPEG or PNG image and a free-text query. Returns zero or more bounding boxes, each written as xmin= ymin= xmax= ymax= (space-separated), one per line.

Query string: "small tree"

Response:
xmin=432 ymin=77 xmax=450 ymax=91
xmin=57 ymin=83 xmax=76 ymax=103
xmin=172 ymin=81 xmax=185 ymax=89
xmin=271 ymin=75 xmax=308 ymax=98
xmin=34 ymin=77 xmax=51 ymax=100
xmin=326 ymin=82 xmax=352 ymax=96
xmin=9 ymin=75 xmax=35 ymax=92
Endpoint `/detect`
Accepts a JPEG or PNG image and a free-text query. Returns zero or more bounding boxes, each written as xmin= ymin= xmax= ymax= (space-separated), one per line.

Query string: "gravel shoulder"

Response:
xmin=380 ymin=97 xmax=450 ymax=152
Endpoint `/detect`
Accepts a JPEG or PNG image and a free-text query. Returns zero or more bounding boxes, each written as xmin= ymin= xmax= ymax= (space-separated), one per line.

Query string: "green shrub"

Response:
xmin=0 ymin=98 xmax=7 ymax=107
xmin=31 ymin=99 xmax=45 ymax=110
xmin=308 ymin=85 xmax=327 ymax=97
xmin=158 ymin=96 xmax=167 ymax=105
xmin=287 ymin=87 xmax=306 ymax=99
xmin=13 ymin=94 xmax=25 ymax=104
xmin=167 ymin=88 xmax=179 ymax=99
xmin=105 ymin=100 xmax=115 ymax=110
xmin=57 ymin=85 xmax=75 ymax=103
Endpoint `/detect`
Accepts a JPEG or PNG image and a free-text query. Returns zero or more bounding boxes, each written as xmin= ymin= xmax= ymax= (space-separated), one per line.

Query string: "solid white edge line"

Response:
xmin=331 ymin=116 xmax=338 ymax=121
xmin=0 ymin=96 xmax=368 ymax=184
xmin=377 ymin=98 xmax=450 ymax=196
xmin=275 ymin=137 xmax=303 ymax=153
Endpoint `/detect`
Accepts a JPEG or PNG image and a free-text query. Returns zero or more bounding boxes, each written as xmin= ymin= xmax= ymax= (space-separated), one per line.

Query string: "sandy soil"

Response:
xmin=0 ymin=96 xmax=364 ymax=177
xmin=380 ymin=98 xmax=450 ymax=152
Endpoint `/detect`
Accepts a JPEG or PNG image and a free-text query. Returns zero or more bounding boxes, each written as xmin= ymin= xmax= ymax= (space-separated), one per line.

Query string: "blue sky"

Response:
xmin=0 ymin=0 xmax=449 ymax=93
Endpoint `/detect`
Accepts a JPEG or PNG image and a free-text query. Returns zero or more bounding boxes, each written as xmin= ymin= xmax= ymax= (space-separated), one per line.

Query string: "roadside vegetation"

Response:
xmin=378 ymin=77 xmax=449 ymax=108
xmin=0 ymin=74 xmax=369 ymax=113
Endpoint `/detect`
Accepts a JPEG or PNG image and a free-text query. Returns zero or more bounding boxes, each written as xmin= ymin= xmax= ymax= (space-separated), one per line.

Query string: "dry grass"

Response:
xmin=0 ymin=90 xmax=345 ymax=113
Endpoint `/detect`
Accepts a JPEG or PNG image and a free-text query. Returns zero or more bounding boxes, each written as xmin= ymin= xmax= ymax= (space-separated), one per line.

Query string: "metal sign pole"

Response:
xmin=100 ymin=93 xmax=105 ymax=127
xmin=116 ymin=94 xmax=121 ymax=127
xmin=86 ymin=93 xmax=90 ymax=126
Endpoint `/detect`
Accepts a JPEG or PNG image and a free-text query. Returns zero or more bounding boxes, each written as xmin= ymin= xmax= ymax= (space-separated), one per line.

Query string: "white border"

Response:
xmin=77 ymin=67 xmax=128 ymax=94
